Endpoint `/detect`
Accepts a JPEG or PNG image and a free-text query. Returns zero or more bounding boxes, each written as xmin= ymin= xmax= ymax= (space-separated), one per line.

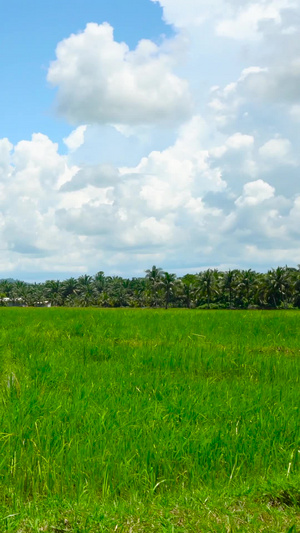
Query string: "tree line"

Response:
xmin=1 ymin=265 xmax=300 ymax=309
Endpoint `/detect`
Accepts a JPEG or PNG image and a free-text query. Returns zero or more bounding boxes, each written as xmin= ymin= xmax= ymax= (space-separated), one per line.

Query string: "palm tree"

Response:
xmin=11 ymin=280 xmax=28 ymax=304
xmin=0 ymin=280 xmax=14 ymax=298
xmin=222 ymin=269 xmax=237 ymax=308
xmin=161 ymin=272 xmax=177 ymax=309
xmin=237 ymin=269 xmax=257 ymax=308
xmin=265 ymin=267 xmax=290 ymax=308
xmin=178 ymin=278 xmax=197 ymax=308
xmin=61 ymin=277 xmax=78 ymax=303
xmin=198 ymin=269 xmax=218 ymax=309
xmin=108 ymin=277 xmax=129 ymax=307
xmin=145 ymin=266 xmax=163 ymax=307
xmin=93 ymin=271 xmax=106 ymax=295
xmin=44 ymin=280 xmax=63 ymax=306
xmin=293 ymin=268 xmax=300 ymax=308
xmin=77 ymin=275 xmax=96 ymax=307
xmin=98 ymin=291 xmax=113 ymax=308
xmin=12 ymin=283 xmax=43 ymax=306
xmin=145 ymin=265 xmax=163 ymax=282
xmin=129 ymin=278 xmax=147 ymax=307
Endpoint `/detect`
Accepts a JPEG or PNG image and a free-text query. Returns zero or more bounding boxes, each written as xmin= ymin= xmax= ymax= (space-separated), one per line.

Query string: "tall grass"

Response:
xmin=0 ymin=308 xmax=299 ymax=530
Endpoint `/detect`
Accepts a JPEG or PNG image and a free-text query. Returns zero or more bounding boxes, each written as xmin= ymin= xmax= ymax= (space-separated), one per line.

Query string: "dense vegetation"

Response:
xmin=0 ymin=308 xmax=300 ymax=532
xmin=1 ymin=265 xmax=300 ymax=309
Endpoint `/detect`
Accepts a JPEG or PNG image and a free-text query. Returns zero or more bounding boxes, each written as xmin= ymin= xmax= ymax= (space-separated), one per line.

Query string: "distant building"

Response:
xmin=1 ymin=298 xmax=51 ymax=307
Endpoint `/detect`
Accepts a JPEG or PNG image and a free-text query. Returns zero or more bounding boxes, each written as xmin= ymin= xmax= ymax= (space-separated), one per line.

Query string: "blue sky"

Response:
xmin=0 ymin=0 xmax=300 ymax=280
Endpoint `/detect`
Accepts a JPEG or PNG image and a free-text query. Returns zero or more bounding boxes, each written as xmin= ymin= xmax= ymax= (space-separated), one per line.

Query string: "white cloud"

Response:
xmin=207 ymin=55 xmax=300 ymax=142
xmin=208 ymin=67 xmax=269 ymax=127
xmin=122 ymin=116 xmax=227 ymax=206
xmin=0 ymin=119 xmax=299 ymax=277
xmin=47 ymin=22 xmax=192 ymax=126
xmin=226 ymin=132 xmax=254 ymax=150
xmin=61 ymin=164 xmax=120 ymax=192
xmin=242 ymin=59 xmax=300 ymax=103
xmin=289 ymin=104 xmax=300 ymax=121
xmin=0 ymin=138 xmax=13 ymax=180
xmin=63 ymin=125 xmax=87 ymax=152
xmin=152 ymin=0 xmax=294 ymax=40
xmin=151 ymin=0 xmax=224 ymax=28
xmin=259 ymin=138 xmax=294 ymax=163
xmin=235 ymin=179 xmax=275 ymax=207
xmin=12 ymin=133 xmax=75 ymax=192
xmin=0 ymin=134 xmax=79 ymax=271
xmin=216 ymin=1 xmax=292 ymax=40
xmin=209 ymin=132 xmax=257 ymax=181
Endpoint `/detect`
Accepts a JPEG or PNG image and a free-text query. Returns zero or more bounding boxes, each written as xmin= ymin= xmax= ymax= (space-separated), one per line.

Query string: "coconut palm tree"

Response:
xmin=11 ymin=280 xmax=29 ymax=304
xmin=237 ymin=269 xmax=257 ymax=308
xmin=179 ymin=276 xmax=198 ymax=308
xmin=161 ymin=272 xmax=177 ymax=309
xmin=107 ymin=277 xmax=129 ymax=307
xmin=222 ymin=269 xmax=238 ymax=308
xmin=98 ymin=291 xmax=112 ymax=307
xmin=129 ymin=278 xmax=147 ymax=307
xmin=44 ymin=280 xmax=63 ymax=306
xmin=145 ymin=266 xmax=163 ymax=307
xmin=0 ymin=279 xmax=14 ymax=298
xmin=265 ymin=267 xmax=290 ymax=308
xmin=198 ymin=269 xmax=219 ymax=309
xmin=292 ymin=268 xmax=300 ymax=307
xmin=77 ymin=275 xmax=96 ymax=307
xmin=61 ymin=277 xmax=78 ymax=303
xmin=93 ymin=271 xmax=106 ymax=295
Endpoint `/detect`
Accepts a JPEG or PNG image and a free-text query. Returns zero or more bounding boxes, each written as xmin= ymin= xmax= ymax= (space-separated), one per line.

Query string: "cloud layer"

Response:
xmin=1 ymin=0 xmax=300 ymax=278
xmin=152 ymin=0 xmax=295 ymax=39
xmin=0 ymin=115 xmax=299 ymax=277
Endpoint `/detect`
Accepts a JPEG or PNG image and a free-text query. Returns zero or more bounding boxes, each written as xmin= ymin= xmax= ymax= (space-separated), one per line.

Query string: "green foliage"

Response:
xmin=2 ymin=265 xmax=300 ymax=310
xmin=0 ymin=308 xmax=300 ymax=531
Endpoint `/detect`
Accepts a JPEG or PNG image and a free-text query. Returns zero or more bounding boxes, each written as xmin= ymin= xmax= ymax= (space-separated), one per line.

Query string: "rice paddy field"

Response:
xmin=0 ymin=308 xmax=300 ymax=532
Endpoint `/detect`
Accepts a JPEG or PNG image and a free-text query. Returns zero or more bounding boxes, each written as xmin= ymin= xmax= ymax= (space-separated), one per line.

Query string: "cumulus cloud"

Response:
xmin=0 ymin=134 xmax=80 ymax=271
xmin=259 ymin=138 xmax=294 ymax=163
xmin=0 ymin=138 xmax=13 ymax=180
xmin=63 ymin=125 xmax=87 ymax=152
xmin=151 ymin=0 xmax=224 ymax=28
xmin=206 ymin=7 xmax=300 ymax=122
xmin=0 ymin=117 xmax=300 ymax=276
xmin=60 ymin=164 xmax=120 ymax=192
xmin=235 ymin=179 xmax=275 ymax=207
xmin=225 ymin=132 xmax=254 ymax=150
xmin=152 ymin=0 xmax=294 ymax=40
xmin=216 ymin=0 xmax=293 ymax=40
xmin=241 ymin=59 xmax=300 ymax=103
xmin=207 ymin=67 xmax=269 ymax=127
xmin=47 ymin=22 xmax=192 ymax=126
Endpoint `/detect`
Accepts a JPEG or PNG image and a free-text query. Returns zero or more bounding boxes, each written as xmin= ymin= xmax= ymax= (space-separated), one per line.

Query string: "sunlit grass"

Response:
xmin=0 ymin=308 xmax=299 ymax=531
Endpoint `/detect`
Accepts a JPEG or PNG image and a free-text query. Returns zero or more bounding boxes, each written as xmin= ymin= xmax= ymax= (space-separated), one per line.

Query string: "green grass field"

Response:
xmin=0 ymin=308 xmax=299 ymax=532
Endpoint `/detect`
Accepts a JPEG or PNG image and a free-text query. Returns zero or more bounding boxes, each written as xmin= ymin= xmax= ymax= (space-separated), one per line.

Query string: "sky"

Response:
xmin=1 ymin=0 xmax=300 ymax=281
